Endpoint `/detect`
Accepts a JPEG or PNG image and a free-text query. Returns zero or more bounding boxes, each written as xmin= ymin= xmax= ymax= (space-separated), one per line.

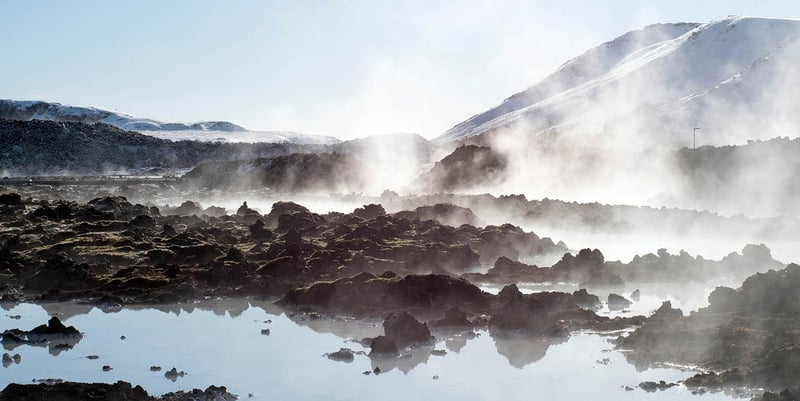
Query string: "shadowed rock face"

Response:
xmin=412 ymin=145 xmax=507 ymax=192
xmin=617 ymin=264 xmax=800 ymax=391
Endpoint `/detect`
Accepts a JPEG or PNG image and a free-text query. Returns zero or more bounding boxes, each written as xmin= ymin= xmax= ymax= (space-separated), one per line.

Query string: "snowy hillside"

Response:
xmin=0 ymin=99 xmax=340 ymax=145
xmin=436 ymin=17 xmax=800 ymax=147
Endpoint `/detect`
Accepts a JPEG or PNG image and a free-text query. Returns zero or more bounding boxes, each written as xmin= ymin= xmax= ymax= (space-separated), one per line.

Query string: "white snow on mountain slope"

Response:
xmin=0 ymin=99 xmax=341 ymax=145
xmin=436 ymin=17 xmax=800 ymax=147
xmin=139 ymin=129 xmax=341 ymax=145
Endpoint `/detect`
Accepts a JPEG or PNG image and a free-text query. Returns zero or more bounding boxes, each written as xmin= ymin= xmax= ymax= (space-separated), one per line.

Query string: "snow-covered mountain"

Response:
xmin=0 ymin=99 xmax=340 ymax=145
xmin=436 ymin=17 xmax=800 ymax=147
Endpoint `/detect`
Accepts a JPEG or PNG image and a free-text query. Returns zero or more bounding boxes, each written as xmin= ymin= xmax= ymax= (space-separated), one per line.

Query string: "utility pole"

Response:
xmin=693 ymin=127 xmax=701 ymax=150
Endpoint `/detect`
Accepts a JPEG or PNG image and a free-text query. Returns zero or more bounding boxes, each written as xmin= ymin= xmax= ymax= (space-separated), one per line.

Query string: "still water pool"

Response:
xmin=1 ymin=300 xmax=746 ymax=400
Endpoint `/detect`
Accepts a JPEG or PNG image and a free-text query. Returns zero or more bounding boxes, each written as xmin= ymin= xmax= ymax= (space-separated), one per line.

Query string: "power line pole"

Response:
xmin=693 ymin=127 xmax=701 ymax=150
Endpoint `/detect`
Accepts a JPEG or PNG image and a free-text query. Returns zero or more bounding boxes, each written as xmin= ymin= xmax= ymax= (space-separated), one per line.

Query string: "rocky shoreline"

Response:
xmin=2 ymin=191 xmax=798 ymax=398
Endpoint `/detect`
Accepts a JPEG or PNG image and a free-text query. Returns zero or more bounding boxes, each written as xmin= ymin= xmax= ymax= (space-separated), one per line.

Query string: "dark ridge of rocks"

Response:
xmin=0 ymin=118 xmax=317 ymax=176
xmin=464 ymin=244 xmax=780 ymax=289
xmin=392 ymin=203 xmax=483 ymax=227
xmin=617 ymin=264 xmax=800 ymax=390
xmin=463 ymin=249 xmax=623 ymax=289
xmin=412 ymin=145 xmax=507 ymax=192
xmin=0 ymin=381 xmax=237 ymax=401
xmin=180 ymin=152 xmax=366 ymax=192
xmin=0 ymin=196 xmax=565 ymax=305
xmin=352 ymin=204 xmax=386 ymax=221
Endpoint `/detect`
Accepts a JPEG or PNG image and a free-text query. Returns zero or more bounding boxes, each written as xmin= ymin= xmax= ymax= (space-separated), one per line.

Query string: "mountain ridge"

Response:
xmin=436 ymin=16 xmax=800 ymax=147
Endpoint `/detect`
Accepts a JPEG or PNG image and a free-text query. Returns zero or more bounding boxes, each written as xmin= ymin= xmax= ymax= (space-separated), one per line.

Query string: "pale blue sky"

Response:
xmin=2 ymin=1 xmax=799 ymax=139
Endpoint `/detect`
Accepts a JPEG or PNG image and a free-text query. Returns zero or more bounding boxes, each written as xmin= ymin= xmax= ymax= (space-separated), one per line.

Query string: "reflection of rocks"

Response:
xmin=607 ymin=293 xmax=632 ymax=311
xmin=164 ymin=367 xmax=187 ymax=381
xmin=383 ymin=312 xmax=433 ymax=348
xmin=2 ymin=316 xmax=83 ymax=355
xmin=428 ymin=307 xmax=474 ymax=333
xmin=324 ymin=348 xmax=357 ymax=363
xmin=492 ymin=335 xmax=567 ymax=369
xmin=444 ymin=333 xmax=473 ymax=353
xmin=370 ymin=344 xmax=435 ymax=374
xmin=2 ymin=353 xmax=20 ymax=367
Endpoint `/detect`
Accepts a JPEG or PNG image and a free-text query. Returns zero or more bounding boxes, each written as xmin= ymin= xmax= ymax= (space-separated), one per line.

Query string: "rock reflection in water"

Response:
xmin=0 ymin=302 xmax=740 ymax=401
xmin=491 ymin=335 xmax=567 ymax=369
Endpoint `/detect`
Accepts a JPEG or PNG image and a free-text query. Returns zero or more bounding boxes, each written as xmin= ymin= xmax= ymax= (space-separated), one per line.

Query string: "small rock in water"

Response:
xmin=431 ymin=349 xmax=447 ymax=356
xmin=102 ymin=365 xmax=113 ymax=371
xmin=86 ymin=355 xmax=100 ymax=360
xmin=433 ymin=375 xmax=439 ymax=380
xmin=120 ymin=335 xmax=126 ymax=340
xmin=7 ymin=315 xmax=21 ymax=320
xmin=248 ymin=393 xmax=254 ymax=398
xmin=260 ymin=328 xmax=270 ymax=336
xmin=630 ymin=289 xmax=641 ymax=302
xmin=373 ymin=366 xmax=381 ymax=375
xmin=596 ymin=358 xmax=610 ymax=365
xmin=150 ymin=366 xmax=162 ymax=372
xmin=12 ymin=354 xmax=21 ymax=364
xmin=362 ymin=370 xmax=371 ymax=375
xmin=2 ymin=353 xmax=12 ymax=367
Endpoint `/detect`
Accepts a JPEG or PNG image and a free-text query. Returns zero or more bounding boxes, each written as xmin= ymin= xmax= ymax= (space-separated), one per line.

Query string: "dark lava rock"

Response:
xmin=4 ymin=316 xmax=82 ymax=342
xmin=412 ymin=145 xmax=507 ymax=192
xmin=0 ymin=193 xmax=22 ymax=206
xmin=0 ymin=380 xmax=238 ymax=401
xmin=325 ymin=348 xmax=355 ymax=363
xmin=102 ymin=365 xmax=113 ymax=371
xmin=0 ymin=381 xmax=150 ymax=401
xmin=608 ymin=293 xmax=632 ymax=311
xmin=618 ymin=265 xmax=800 ymax=390
xmin=129 ymin=214 xmax=156 ymax=229
xmin=172 ymin=201 xmax=204 ymax=216
xmin=383 ymin=311 xmax=433 ymax=348
xmin=630 ymin=289 xmax=640 ymax=301
xmin=352 ymin=204 xmax=386 ymax=221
